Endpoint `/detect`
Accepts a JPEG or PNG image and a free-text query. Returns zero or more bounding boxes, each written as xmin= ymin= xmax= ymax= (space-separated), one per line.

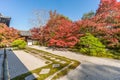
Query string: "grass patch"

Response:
xmin=11 ymin=47 xmax=80 ymax=80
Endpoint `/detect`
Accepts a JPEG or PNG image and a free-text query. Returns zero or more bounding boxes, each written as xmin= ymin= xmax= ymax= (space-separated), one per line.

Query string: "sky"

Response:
xmin=0 ymin=0 xmax=100 ymax=30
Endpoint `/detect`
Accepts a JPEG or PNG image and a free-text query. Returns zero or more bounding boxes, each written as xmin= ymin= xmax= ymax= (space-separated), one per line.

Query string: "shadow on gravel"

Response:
xmin=64 ymin=63 xmax=120 ymax=80
xmin=6 ymin=49 xmax=32 ymax=79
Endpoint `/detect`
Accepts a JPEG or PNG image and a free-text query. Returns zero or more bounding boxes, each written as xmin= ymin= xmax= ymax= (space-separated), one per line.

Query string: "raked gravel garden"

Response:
xmin=8 ymin=47 xmax=80 ymax=80
xmin=6 ymin=45 xmax=120 ymax=80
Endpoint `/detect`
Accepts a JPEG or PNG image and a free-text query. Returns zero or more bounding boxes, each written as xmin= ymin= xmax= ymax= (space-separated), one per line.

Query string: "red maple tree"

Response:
xmin=49 ymin=18 xmax=80 ymax=48
xmin=0 ymin=23 xmax=20 ymax=47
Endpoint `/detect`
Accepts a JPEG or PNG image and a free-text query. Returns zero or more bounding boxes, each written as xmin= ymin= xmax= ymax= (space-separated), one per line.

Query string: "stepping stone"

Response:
xmin=52 ymin=64 xmax=60 ymax=68
xmin=60 ymin=61 xmax=66 ymax=64
xmin=39 ymin=68 xmax=50 ymax=74
xmin=50 ymin=57 xmax=56 ymax=60
xmin=46 ymin=55 xmax=51 ymax=58
xmin=25 ymin=73 xmax=39 ymax=80
xmin=55 ymin=59 xmax=60 ymax=62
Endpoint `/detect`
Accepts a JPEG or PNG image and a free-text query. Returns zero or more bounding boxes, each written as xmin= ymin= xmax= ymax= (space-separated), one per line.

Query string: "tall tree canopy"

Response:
xmin=0 ymin=23 xmax=20 ymax=47
xmin=31 ymin=11 xmax=80 ymax=47
xmin=82 ymin=11 xmax=95 ymax=20
xmin=76 ymin=0 xmax=120 ymax=49
xmin=31 ymin=0 xmax=120 ymax=49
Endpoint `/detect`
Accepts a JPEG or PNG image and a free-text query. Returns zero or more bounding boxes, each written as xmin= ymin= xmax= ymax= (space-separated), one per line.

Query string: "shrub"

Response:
xmin=12 ymin=39 xmax=27 ymax=49
xmin=0 ymin=43 xmax=5 ymax=48
xmin=76 ymin=33 xmax=106 ymax=56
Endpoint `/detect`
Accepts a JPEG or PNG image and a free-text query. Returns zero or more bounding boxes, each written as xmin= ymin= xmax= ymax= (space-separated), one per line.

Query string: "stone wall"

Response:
xmin=0 ymin=49 xmax=10 ymax=80
xmin=0 ymin=49 xmax=4 ymax=80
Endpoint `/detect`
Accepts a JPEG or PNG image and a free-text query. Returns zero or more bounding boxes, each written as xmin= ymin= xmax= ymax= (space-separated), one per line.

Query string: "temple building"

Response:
xmin=20 ymin=31 xmax=38 ymax=45
xmin=0 ymin=13 xmax=11 ymax=27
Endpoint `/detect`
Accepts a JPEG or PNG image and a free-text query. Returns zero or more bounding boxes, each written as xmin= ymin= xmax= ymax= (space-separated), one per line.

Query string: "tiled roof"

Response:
xmin=20 ymin=31 xmax=32 ymax=36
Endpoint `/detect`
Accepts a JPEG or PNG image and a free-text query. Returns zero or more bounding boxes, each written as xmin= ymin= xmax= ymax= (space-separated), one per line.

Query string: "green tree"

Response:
xmin=82 ymin=11 xmax=95 ymax=20
xmin=77 ymin=33 xmax=106 ymax=56
xmin=12 ymin=39 xmax=27 ymax=49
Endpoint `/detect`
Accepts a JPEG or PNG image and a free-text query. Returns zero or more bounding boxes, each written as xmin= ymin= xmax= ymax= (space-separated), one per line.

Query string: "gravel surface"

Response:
xmin=30 ymin=46 xmax=120 ymax=80
xmin=7 ymin=49 xmax=46 ymax=79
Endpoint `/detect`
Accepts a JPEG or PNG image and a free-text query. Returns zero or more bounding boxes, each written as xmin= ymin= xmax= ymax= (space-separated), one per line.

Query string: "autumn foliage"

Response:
xmin=0 ymin=23 xmax=20 ymax=47
xmin=48 ymin=18 xmax=79 ymax=47
xmin=75 ymin=0 xmax=120 ymax=49
xmin=31 ymin=0 xmax=120 ymax=49
xmin=95 ymin=0 xmax=120 ymax=48
xmin=31 ymin=11 xmax=80 ymax=47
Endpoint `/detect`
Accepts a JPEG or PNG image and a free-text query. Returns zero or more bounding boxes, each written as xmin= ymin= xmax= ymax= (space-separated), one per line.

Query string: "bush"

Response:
xmin=12 ymin=39 xmax=27 ymax=49
xmin=75 ymin=33 xmax=106 ymax=56
xmin=0 ymin=43 xmax=5 ymax=48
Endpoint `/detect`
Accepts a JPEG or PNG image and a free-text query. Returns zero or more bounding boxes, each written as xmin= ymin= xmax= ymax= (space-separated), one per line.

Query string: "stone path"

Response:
xmin=52 ymin=64 xmax=60 ymax=68
xmin=60 ymin=61 xmax=66 ymax=64
xmin=7 ymin=49 xmax=46 ymax=79
xmin=30 ymin=46 xmax=120 ymax=80
xmin=39 ymin=68 xmax=50 ymax=74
